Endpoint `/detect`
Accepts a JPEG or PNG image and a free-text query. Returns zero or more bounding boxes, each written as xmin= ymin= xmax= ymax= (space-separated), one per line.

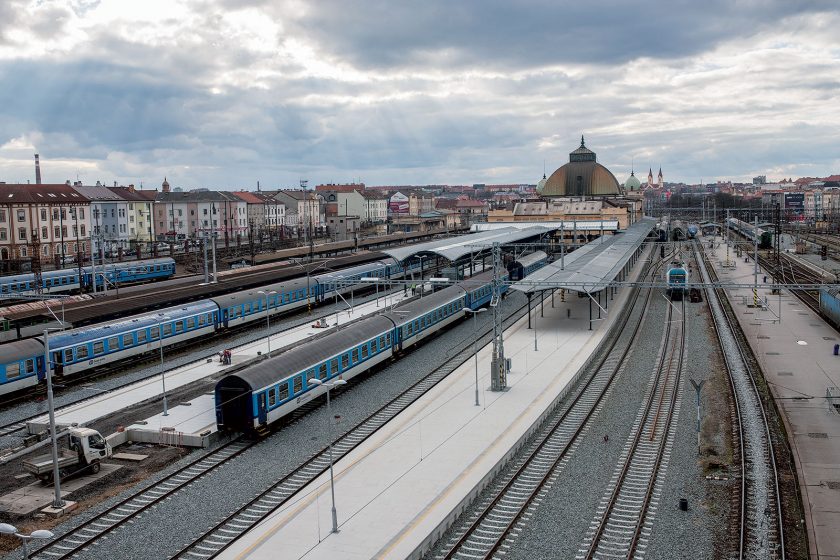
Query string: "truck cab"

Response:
xmin=24 ymin=427 xmax=112 ymax=482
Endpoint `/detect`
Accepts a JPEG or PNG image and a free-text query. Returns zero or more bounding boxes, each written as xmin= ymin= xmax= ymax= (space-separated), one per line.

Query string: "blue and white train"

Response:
xmin=0 ymin=256 xmax=429 ymax=397
xmin=0 ymin=258 xmax=176 ymax=297
xmin=215 ymin=269 xmax=516 ymax=432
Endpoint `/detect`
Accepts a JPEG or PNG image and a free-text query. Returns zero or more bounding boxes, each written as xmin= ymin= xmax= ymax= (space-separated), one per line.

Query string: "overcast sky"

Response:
xmin=0 ymin=1 xmax=838 ymax=189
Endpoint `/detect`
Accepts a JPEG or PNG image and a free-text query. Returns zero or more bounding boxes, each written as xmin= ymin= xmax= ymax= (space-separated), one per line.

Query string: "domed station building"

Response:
xmin=488 ymin=136 xmax=644 ymax=238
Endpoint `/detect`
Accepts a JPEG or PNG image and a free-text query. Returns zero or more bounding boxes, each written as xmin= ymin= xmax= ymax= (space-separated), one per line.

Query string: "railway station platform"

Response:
xmin=217 ymin=248 xmax=651 ymax=560
xmin=707 ymin=236 xmax=840 ymax=560
xmin=26 ymin=290 xmax=411 ymax=440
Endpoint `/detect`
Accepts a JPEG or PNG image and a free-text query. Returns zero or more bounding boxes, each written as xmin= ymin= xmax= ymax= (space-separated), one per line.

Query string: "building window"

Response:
xmin=18 ymin=227 xmax=26 ymax=240
xmin=81 ymin=225 xmax=86 ymax=236
xmin=54 ymin=226 xmax=60 ymax=238
xmin=17 ymin=210 xmax=25 ymax=222
xmin=62 ymin=226 xmax=67 ymax=237
xmin=41 ymin=226 xmax=47 ymax=239
xmin=19 ymin=246 xmax=27 ymax=257
xmin=80 ymin=208 xmax=84 ymax=219
xmin=72 ymin=225 xmax=78 ymax=236
xmin=43 ymin=245 xmax=49 ymax=256
xmin=40 ymin=209 xmax=47 ymax=220
xmin=0 ymin=209 xmax=5 ymax=222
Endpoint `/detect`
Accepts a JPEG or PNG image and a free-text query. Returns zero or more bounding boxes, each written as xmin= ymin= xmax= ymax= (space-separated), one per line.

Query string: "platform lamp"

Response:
xmin=308 ymin=377 xmax=347 ymax=534
xmin=0 ymin=524 xmax=54 ymax=559
xmin=258 ymin=290 xmax=277 ymax=354
xmin=464 ymin=308 xmax=487 ymax=406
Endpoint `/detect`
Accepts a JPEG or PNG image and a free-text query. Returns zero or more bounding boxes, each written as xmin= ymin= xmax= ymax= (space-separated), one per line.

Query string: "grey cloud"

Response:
xmin=286 ymin=0 xmax=832 ymax=70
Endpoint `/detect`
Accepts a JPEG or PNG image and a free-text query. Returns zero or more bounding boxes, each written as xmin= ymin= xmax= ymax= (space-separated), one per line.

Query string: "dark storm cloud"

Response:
xmin=289 ymin=0 xmax=831 ymax=69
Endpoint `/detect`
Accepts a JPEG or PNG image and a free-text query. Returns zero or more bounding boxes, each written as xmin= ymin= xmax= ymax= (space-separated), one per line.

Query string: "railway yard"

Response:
xmin=0 ymin=223 xmax=837 ymax=560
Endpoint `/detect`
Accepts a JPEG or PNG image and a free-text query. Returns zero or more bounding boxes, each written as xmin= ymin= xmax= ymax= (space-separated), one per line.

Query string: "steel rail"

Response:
xmin=695 ymin=242 xmax=786 ymax=560
xmin=436 ymin=248 xmax=671 ymax=560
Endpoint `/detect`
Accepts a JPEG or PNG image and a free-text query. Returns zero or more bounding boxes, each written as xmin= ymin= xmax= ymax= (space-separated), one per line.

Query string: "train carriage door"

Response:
xmin=36 ymin=356 xmax=46 ymax=381
xmin=51 ymin=351 xmax=64 ymax=376
xmin=257 ymin=392 xmax=267 ymax=425
xmin=221 ymin=308 xmax=229 ymax=328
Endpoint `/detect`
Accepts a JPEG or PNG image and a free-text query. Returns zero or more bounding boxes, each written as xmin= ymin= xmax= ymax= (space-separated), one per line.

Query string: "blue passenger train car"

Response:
xmin=0 ymin=339 xmax=46 ymax=396
xmin=666 ymin=260 xmax=688 ymax=300
xmin=46 ymin=301 xmax=218 ymax=375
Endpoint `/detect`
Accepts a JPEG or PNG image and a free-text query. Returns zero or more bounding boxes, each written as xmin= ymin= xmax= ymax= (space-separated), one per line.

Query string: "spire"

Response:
xmin=580 ymin=135 xmax=585 ymax=147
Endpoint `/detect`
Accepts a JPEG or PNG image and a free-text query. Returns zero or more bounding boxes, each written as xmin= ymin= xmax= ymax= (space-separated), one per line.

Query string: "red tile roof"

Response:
xmin=0 ymin=183 xmax=90 ymax=203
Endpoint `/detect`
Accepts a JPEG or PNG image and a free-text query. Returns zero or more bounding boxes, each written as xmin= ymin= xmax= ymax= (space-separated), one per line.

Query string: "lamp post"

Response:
xmin=334 ymin=275 xmax=344 ymax=327
xmin=157 ymin=318 xmax=168 ymax=416
xmin=464 ymin=308 xmax=487 ymax=406
xmin=308 ymin=377 xmax=347 ymax=534
xmin=0 ymin=523 xmax=54 ymax=559
xmin=258 ymin=290 xmax=277 ymax=354
xmin=42 ymin=327 xmax=67 ymax=509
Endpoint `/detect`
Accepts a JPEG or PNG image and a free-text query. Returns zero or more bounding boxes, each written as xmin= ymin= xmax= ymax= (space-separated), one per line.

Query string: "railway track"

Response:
xmin=430 ymin=251 xmax=671 ymax=560
xmin=577 ymin=297 xmax=685 ymax=559
xmin=27 ymin=294 xmax=533 ymax=560
xmin=173 ymin=295 xmax=538 ymax=559
xmin=696 ymin=243 xmax=786 ymax=559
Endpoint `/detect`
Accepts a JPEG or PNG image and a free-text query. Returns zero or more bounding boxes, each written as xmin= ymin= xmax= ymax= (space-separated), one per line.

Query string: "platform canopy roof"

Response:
xmin=470 ymin=221 xmax=619 ymax=233
xmin=512 ymin=218 xmax=656 ymax=295
xmin=379 ymin=226 xmax=551 ymax=263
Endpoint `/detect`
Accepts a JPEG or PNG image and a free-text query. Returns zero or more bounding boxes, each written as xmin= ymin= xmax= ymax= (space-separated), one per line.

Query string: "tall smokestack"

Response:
xmin=35 ymin=154 xmax=42 ymax=185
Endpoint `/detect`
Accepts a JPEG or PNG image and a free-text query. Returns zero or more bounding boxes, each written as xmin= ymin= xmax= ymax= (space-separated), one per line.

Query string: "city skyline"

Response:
xmin=0 ymin=1 xmax=838 ymax=188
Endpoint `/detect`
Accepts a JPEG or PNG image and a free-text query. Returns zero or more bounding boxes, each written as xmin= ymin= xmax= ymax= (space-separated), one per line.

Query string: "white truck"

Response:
xmin=23 ymin=428 xmax=112 ymax=482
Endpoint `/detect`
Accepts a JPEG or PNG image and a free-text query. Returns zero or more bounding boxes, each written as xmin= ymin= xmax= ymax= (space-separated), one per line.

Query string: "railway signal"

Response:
xmin=821 ymin=245 xmax=828 ymax=260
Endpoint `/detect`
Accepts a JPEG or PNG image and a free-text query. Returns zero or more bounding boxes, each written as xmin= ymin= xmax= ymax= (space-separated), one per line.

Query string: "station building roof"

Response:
xmin=379 ymin=226 xmax=551 ymax=263
xmin=511 ymin=218 xmax=655 ymax=294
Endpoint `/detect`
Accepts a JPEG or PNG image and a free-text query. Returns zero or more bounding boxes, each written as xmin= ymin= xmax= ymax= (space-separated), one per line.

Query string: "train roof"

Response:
xmin=0 ymin=338 xmax=44 ymax=363
xmin=47 ymin=300 xmax=218 ymax=349
xmin=225 ymin=315 xmax=396 ymax=392
xmin=383 ymin=284 xmax=468 ymax=326
xmin=208 ymin=277 xmax=310 ymax=308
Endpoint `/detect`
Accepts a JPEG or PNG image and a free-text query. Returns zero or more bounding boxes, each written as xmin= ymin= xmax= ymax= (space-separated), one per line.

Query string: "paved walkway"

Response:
xmin=219 ymin=252 xmax=649 ymax=560
xmin=708 ymin=236 xmax=840 ymax=559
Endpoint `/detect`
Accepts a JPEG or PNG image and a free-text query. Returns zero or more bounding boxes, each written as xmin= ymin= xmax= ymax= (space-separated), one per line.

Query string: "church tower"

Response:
xmin=647 ymin=168 xmax=654 ymax=187
xmin=657 ymin=167 xmax=663 ymax=188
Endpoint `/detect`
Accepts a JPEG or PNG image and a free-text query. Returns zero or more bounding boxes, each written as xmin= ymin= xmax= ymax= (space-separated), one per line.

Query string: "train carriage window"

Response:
xmin=163 ymin=324 xmax=173 ymax=336
xmin=341 ymin=354 xmax=349 ymax=369
xmin=268 ymin=389 xmax=276 ymax=407
xmin=25 ymin=359 xmax=34 ymax=374
xmin=406 ymin=324 xmax=412 ymax=336
xmin=6 ymin=363 xmax=19 ymax=379
xmin=351 ymin=348 xmax=359 ymax=363
xmin=319 ymin=364 xmax=327 ymax=380
xmin=361 ymin=344 xmax=369 ymax=358
xmin=208 ymin=313 xmax=215 ymax=323
xmin=93 ymin=341 xmax=104 ymax=354
xmin=379 ymin=336 xmax=385 ymax=348
xmin=187 ymin=318 xmax=195 ymax=329
xmin=123 ymin=334 xmax=133 ymax=346
xmin=77 ymin=345 xmax=89 ymax=359
xmin=64 ymin=349 xmax=73 ymax=362
xmin=371 ymin=339 xmax=377 ymax=352
xmin=293 ymin=376 xmax=303 ymax=394
xmin=137 ymin=330 xmax=147 ymax=343
xmin=278 ymin=382 xmax=289 ymax=402
xmin=198 ymin=316 xmax=205 ymax=327
xmin=108 ymin=337 xmax=119 ymax=350
xmin=284 ymin=294 xmax=290 ymax=303
xmin=175 ymin=322 xmax=184 ymax=334
xmin=306 ymin=369 xmax=316 ymax=384
xmin=330 ymin=358 xmax=338 ymax=374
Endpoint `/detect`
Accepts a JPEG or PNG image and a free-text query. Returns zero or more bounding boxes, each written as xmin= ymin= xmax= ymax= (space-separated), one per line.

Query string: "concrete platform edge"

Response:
xmin=406 ymin=248 xmax=650 ymax=560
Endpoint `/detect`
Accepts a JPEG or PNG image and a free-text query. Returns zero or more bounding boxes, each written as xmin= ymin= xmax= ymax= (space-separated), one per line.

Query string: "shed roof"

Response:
xmin=511 ymin=218 xmax=655 ymax=294
xmin=378 ymin=227 xmax=551 ymax=263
